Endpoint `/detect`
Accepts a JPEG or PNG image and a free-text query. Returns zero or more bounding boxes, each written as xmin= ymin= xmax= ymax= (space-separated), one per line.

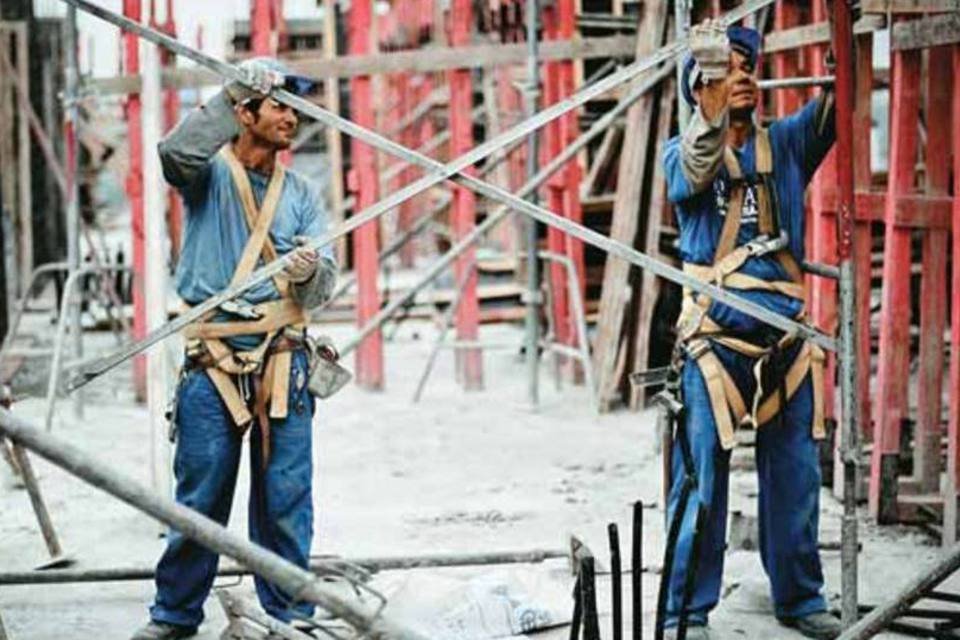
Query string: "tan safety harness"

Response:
xmin=675 ymin=127 xmax=826 ymax=450
xmin=181 ymin=146 xmax=308 ymax=461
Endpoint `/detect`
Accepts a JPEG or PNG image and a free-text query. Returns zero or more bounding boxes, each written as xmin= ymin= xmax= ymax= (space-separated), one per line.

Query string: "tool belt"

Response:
xmin=178 ymin=146 xmax=310 ymax=464
xmin=674 ymin=127 xmax=826 ymax=450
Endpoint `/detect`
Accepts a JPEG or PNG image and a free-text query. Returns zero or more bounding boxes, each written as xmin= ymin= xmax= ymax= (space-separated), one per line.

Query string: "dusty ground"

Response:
xmin=0 ymin=310 xmax=952 ymax=639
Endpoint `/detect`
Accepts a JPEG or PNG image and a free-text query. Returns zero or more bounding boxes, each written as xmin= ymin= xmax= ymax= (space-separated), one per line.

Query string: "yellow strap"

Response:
xmin=183 ymin=299 xmax=307 ymax=340
xmin=219 ymin=146 xmax=289 ymax=294
xmin=755 ymin=127 xmax=772 ymax=174
xmin=690 ymin=342 xmax=738 ymax=450
xmin=269 ymin=351 xmax=292 ymax=419
xmin=207 ymin=368 xmax=253 ymax=429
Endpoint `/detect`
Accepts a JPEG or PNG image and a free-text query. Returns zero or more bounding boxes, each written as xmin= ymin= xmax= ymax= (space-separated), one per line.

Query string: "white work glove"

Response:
xmin=688 ymin=18 xmax=730 ymax=82
xmin=283 ymin=236 xmax=319 ymax=283
xmin=225 ymin=60 xmax=285 ymax=106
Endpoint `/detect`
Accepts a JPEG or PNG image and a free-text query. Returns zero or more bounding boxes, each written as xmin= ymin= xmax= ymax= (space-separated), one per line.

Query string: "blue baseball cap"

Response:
xmin=681 ymin=25 xmax=762 ymax=107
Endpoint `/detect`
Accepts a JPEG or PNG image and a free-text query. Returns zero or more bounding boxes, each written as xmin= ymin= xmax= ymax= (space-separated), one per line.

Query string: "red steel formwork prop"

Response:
xmin=947 ymin=43 xmax=960 ymax=545
xmin=157 ymin=0 xmax=182 ymax=265
xmin=449 ymin=0 xmax=483 ymax=389
xmin=123 ymin=0 xmax=147 ymax=401
xmin=350 ymin=0 xmax=385 ymax=389
xmin=868 ymin=9 xmax=957 ymax=528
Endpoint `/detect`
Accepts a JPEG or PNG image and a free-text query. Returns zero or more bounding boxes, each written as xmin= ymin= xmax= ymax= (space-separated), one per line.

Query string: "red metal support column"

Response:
xmin=159 ymin=0 xmax=182 ymax=265
xmin=349 ymin=0 xmax=384 ymax=389
xmin=449 ymin=0 xmax=483 ymax=389
xmin=870 ymin=43 xmax=922 ymax=522
xmin=124 ymin=0 xmax=146 ymax=401
xmin=556 ymin=0 xmax=584 ymax=334
xmin=808 ymin=0 xmax=837 ymax=426
xmin=772 ymin=1 xmax=802 ymax=118
xmin=914 ymin=46 xmax=952 ymax=493
xmin=541 ymin=5 xmax=571 ymax=356
xmin=251 ymin=0 xmax=274 ymax=55
xmin=945 ymin=44 xmax=960 ymax=545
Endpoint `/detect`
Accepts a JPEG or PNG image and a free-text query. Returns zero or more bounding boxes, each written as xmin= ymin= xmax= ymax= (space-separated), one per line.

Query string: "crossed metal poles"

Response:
xmin=66 ymin=0 xmax=839 ymax=396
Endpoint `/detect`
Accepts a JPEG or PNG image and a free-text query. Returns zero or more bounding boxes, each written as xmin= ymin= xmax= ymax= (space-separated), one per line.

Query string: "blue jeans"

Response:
xmin=150 ymin=351 xmax=316 ymax=628
xmin=665 ymin=342 xmax=827 ymax=627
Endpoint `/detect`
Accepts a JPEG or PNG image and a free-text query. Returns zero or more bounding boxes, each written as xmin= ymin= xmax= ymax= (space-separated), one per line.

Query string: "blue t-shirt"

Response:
xmin=662 ymin=97 xmax=835 ymax=335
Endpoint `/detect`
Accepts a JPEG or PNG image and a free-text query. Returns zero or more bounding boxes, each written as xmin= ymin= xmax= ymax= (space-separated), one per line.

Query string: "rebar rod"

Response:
xmin=523 ymin=0 xmax=542 ymax=407
xmin=0 ymin=407 xmax=428 ymax=640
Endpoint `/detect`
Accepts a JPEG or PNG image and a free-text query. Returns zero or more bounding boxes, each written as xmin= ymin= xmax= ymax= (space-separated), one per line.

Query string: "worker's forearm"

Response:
xmin=157 ymin=89 xmax=239 ymax=188
xmin=679 ymin=96 xmax=728 ymax=194
xmin=292 ymin=257 xmax=338 ymax=310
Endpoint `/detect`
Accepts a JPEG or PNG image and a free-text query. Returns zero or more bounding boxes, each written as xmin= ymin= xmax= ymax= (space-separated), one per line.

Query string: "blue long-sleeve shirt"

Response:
xmin=662 ymin=95 xmax=835 ymax=335
xmin=158 ymin=90 xmax=337 ymax=348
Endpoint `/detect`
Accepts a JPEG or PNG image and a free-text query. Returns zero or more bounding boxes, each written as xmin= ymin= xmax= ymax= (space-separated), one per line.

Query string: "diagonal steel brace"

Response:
xmin=64 ymin=0 xmax=832 ymax=393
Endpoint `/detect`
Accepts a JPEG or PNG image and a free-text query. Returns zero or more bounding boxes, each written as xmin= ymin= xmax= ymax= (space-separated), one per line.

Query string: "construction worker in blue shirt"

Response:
xmin=659 ymin=20 xmax=842 ymax=640
xmin=132 ymin=58 xmax=337 ymax=640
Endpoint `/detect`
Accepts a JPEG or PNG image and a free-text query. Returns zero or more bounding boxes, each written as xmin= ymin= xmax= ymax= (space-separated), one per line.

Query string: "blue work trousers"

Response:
xmin=150 ymin=350 xmax=316 ymax=628
xmin=665 ymin=342 xmax=827 ymax=627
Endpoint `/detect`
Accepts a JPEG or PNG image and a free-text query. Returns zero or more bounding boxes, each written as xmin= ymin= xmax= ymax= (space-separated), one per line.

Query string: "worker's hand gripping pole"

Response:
xmin=64 ymin=0 xmax=833 ymax=394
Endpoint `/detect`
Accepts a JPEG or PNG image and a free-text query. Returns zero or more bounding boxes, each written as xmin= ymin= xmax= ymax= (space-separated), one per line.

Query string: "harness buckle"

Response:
xmin=744 ymin=231 xmax=789 ymax=257
xmin=219 ymin=299 xmax=264 ymax=320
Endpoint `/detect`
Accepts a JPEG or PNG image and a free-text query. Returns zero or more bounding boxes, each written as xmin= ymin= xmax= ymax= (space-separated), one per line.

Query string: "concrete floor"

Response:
xmin=0 ymin=316 xmax=951 ymax=639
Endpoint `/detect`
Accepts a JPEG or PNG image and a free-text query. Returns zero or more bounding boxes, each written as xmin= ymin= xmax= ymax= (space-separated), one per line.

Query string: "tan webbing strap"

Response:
xmin=207 ymin=368 xmax=254 ymax=428
xmin=752 ymin=342 xmax=825 ymax=440
xmin=219 ymin=146 xmax=289 ymax=293
xmin=755 ymin=128 xmax=772 ymax=174
xmin=269 ymin=351 xmax=292 ymax=419
xmin=183 ymin=300 xmax=306 ymax=340
xmin=689 ymin=340 xmax=737 ymax=450
xmin=715 ymin=185 xmax=743 ymax=263
xmin=809 ymin=345 xmax=826 ymax=439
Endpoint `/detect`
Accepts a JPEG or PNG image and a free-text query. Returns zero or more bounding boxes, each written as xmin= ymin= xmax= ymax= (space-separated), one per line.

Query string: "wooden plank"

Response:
xmin=862 ymin=0 xmax=960 ymax=12
xmin=892 ymin=12 xmax=960 ymax=50
xmin=88 ymin=36 xmax=639 ymax=95
xmin=870 ymin=46 xmax=922 ymax=523
xmin=914 ymin=46 xmax=952 ymax=500
xmin=945 ymin=44 xmax=960 ymax=545
xmin=820 ymin=189 xmax=953 ymax=228
xmin=629 ymin=76 xmax=674 ymax=411
xmin=763 ymin=16 xmax=885 ymax=53
xmin=591 ymin=1 xmax=668 ymax=412
xmin=581 ymin=124 xmax=622 ymax=197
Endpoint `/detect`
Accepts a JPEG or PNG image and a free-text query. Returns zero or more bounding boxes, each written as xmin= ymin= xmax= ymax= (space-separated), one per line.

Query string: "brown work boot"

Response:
xmin=777 ymin=611 xmax=842 ymax=640
xmin=130 ymin=621 xmax=197 ymax=640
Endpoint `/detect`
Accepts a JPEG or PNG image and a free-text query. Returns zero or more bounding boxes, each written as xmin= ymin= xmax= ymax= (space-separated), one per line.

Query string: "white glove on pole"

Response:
xmin=284 ymin=236 xmax=320 ymax=283
xmin=688 ymin=18 xmax=730 ymax=83
xmin=225 ymin=60 xmax=285 ymax=106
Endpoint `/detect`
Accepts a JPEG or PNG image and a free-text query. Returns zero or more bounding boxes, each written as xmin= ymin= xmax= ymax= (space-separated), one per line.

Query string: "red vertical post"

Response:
xmin=809 ymin=0 xmax=837 ymax=424
xmin=945 ymin=44 xmax=960 ymax=544
xmin=541 ymin=5 xmax=571 ymax=354
xmin=251 ymin=0 xmax=274 ymax=55
xmin=160 ymin=0 xmax=182 ymax=264
xmin=124 ymin=0 xmax=147 ymax=401
xmin=870 ymin=44 xmax=921 ymax=522
xmin=396 ymin=0 xmax=417 ymax=268
xmin=772 ymin=1 xmax=802 ymax=118
xmin=914 ymin=47 xmax=952 ymax=492
xmin=449 ymin=0 xmax=483 ymax=389
xmin=556 ymin=0 xmax=584 ymax=331
xmin=349 ymin=0 xmax=384 ymax=389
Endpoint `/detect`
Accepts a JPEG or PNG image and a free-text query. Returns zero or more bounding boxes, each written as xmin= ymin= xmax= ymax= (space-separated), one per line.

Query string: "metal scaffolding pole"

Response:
xmin=63 ymin=5 xmax=83 ymax=422
xmin=523 ymin=0 xmax=541 ymax=407
xmin=832 ymin=0 xmax=860 ymax=628
xmin=0 ymin=407 xmax=427 ymax=640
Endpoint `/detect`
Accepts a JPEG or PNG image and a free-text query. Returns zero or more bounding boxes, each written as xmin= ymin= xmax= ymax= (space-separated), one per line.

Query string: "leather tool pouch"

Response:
xmin=306 ymin=334 xmax=352 ymax=399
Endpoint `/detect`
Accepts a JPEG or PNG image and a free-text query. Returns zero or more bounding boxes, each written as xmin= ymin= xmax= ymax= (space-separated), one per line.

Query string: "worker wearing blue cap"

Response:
xmin=131 ymin=58 xmax=337 ymax=640
xmin=660 ymin=19 xmax=840 ymax=640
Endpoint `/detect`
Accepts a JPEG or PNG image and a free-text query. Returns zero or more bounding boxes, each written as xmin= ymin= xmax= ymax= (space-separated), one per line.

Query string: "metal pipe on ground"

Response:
xmin=0 ymin=407 xmax=428 ymax=640
xmin=67 ymin=0 xmax=823 ymax=394
xmin=0 ymin=548 xmax=566 ymax=586
xmin=523 ymin=0 xmax=542 ymax=407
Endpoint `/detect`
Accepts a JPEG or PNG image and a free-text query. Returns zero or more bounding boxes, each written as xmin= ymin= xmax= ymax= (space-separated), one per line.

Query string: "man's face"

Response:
xmin=726 ymin=50 xmax=759 ymax=116
xmin=239 ymin=98 xmax=299 ymax=149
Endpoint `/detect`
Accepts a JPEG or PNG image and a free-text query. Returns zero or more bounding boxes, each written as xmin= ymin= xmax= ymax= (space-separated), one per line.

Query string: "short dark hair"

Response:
xmin=240 ymin=97 xmax=264 ymax=121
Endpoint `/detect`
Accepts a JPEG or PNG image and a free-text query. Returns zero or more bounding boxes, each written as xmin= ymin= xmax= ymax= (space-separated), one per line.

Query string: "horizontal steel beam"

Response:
xmin=0 ymin=548 xmax=567 ymax=585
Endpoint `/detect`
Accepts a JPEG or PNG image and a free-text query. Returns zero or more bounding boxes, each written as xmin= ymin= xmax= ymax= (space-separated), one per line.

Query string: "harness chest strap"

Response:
xmin=181 ymin=147 xmax=306 ymax=450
